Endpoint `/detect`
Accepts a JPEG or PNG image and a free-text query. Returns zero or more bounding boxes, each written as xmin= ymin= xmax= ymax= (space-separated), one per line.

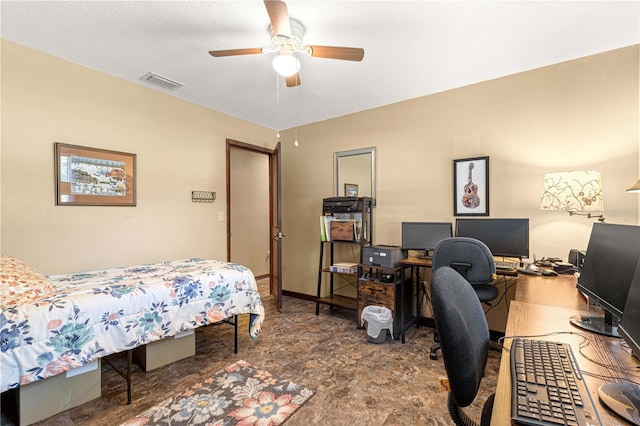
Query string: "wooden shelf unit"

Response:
xmin=315 ymin=197 xmax=373 ymax=316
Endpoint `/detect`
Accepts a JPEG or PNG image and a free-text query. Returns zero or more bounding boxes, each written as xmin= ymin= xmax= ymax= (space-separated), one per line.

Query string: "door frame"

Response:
xmin=226 ymin=139 xmax=281 ymax=304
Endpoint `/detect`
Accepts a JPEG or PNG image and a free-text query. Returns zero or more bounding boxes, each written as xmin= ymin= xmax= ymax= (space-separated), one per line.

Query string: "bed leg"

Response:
xmin=126 ymin=349 xmax=132 ymax=405
xmin=234 ymin=315 xmax=238 ymax=354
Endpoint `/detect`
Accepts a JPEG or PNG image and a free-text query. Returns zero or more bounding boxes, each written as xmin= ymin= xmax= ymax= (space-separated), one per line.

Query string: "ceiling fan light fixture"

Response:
xmin=272 ymin=53 xmax=300 ymax=77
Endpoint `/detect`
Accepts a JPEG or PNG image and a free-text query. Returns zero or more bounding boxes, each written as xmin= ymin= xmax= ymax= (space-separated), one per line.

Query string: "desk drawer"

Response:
xmin=358 ymin=279 xmax=396 ymax=321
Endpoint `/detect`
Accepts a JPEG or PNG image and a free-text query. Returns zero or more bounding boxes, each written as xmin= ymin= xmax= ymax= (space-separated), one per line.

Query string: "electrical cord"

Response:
xmin=483 ymin=275 xmax=516 ymax=316
xmin=582 ymin=370 xmax=640 ymax=385
xmin=503 ymin=276 xmax=518 ymax=311
xmin=419 ymin=280 xmax=434 ymax=318
xmin=576 ymin=333 xmax=640 ymax=374
xmin=350 ymin=244 xmax=358 ymax=262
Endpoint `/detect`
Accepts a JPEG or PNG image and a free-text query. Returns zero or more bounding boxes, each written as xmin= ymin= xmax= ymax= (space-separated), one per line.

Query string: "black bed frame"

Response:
xmin=104 ymin=315 xmax=238 ymax=404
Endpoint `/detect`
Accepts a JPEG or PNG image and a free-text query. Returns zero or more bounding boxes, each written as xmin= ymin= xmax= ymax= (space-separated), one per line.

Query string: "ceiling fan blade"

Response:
xmin=285 ymin=72 xmax=301 ymax=87
xmin=308 ymin=45 xmax=364 ymax=61
xmin=209 ymin=48 xmax=264 ymax=57
xmin=264 ymin=0 xmax=291 ymax=37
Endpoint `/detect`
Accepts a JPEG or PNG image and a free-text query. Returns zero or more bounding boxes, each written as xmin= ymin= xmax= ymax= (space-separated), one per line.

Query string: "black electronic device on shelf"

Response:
xmin=362 ymin=245 xmax=407 ymax=268
xmin=322 ymin=196 xmax=367 ymax=214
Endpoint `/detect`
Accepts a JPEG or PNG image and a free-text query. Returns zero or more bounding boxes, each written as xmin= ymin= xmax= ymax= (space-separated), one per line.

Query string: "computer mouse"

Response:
xmin=541 ymin=269 xmax=558 ymax=276
xmin=598 ymin=383 xmax=640 ymax=425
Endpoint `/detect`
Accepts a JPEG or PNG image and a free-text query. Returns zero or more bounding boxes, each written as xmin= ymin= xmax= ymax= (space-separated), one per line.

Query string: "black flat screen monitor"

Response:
xmin=620 ymin=258 xmax=640 ymax=360
xmin=571 ymin=223 xmax=640 ymax=338
xmin=455 ymin=218 xmax=529 ymax=259
xmin=402 ymin=222 xmax=452 ymax=258
xmin=597 ymin=257 xmax=640 ymax=423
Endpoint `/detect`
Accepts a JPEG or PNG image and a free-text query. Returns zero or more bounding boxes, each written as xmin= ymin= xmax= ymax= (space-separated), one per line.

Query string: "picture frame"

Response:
xmin=54 ymin=142 xmax=136 ymax=206
xmin=344 ymin=183 xmax=359 ymax=197
xmin=453 ymin=156 xmax=489 ymax=216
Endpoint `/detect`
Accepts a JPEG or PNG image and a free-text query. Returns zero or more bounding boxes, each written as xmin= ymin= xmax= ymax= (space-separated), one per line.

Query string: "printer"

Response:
xmin=362 ymin=245 xmax=407 ymax=268
xmin=322 ymin=197 xmax=370 ymax=214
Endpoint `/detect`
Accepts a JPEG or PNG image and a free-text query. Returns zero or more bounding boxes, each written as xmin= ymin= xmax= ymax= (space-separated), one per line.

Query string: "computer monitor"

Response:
xmin=401 ymin=222 xmax=452 ymax=258
xmin=620 ymin=258 xmax=640 ymax=360
xmin=570 ymin=223 xmax=640 ymax=338
xmin=597 ymin=257 xmax=640 ymax=424
xmin=455 ymin=218 xmax=529 ymax=259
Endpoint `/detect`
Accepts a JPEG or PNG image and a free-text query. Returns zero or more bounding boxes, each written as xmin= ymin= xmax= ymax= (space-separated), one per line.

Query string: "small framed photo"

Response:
xmin=344 ymin=183 xmax=359 ymax=197
xmin=453 ymin=156 xmax=489 ymax=216
xmin=54 ymin=143 xmax=136 ymax=206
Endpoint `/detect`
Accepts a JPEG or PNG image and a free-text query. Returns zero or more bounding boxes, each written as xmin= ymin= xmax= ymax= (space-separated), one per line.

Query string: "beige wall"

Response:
xmin=281 ymin=45 xmax=640 ymax=297
xmin=1 ymin=40 xmax=274 ymax=275
xmin=2 ymin=40 xmax=638 ymax=297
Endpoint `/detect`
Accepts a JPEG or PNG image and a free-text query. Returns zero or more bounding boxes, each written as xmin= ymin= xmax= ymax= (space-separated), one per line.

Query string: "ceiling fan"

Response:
xmin=209 ymin=0 xmax=365 ymax=87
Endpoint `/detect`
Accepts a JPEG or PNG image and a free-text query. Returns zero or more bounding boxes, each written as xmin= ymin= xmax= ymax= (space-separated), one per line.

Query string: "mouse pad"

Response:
xmin=598 ymin=382 xmax=640 ymax=425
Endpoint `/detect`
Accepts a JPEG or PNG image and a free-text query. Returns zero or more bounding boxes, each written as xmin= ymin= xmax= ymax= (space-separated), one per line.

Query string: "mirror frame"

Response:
xmin=334 ymin=146 xmax=377 ymax=204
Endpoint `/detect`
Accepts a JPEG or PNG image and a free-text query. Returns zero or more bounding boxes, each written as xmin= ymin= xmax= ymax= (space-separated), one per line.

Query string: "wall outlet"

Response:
xmin=218 ymin=211 xmax=224 ymax=221
xmin=438 ymin=377 xmax=451 ymax=392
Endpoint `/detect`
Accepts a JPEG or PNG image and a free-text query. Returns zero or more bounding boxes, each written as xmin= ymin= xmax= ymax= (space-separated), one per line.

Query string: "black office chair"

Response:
xmin=431 ymin=265 xmax=495 ymax=426
xmin=430 ymin=237 xmax=498 ymax=360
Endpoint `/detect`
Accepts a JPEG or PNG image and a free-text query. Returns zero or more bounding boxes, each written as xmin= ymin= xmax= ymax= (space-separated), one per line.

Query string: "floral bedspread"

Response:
xmin=0 ymin=258 xmax=265 ymax=393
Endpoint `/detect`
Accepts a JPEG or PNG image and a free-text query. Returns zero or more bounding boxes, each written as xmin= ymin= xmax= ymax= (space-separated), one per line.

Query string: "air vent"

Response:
xmin=140 ymin=72 xmax=183 ymax=91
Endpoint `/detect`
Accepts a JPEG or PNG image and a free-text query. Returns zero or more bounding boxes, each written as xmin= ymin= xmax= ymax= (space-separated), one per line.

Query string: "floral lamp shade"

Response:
xmin=540 ymin=171 xmax=604 ymax=212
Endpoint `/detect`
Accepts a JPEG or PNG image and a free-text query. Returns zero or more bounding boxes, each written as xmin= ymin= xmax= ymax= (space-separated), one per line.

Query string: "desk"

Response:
xmin=401 ymin=256 xmax=518 ymax=278
xmin=515 ymin=273 xmax=587 ymax=310
xmin=491 ymin=274 xmax=640 ymax=425
xmin=400 ymin=257 xmax=518 ymax=335
xmin=400 ymin=257 xmax=434 ymax=326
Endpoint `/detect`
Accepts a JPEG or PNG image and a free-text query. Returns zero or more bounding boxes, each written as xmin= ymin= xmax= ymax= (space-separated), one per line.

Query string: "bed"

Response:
xmin=0 ymin=256 xmax=265 ymax=395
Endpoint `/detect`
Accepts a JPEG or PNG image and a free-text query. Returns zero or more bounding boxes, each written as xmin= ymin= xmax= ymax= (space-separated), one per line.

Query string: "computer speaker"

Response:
xmin=568 ymin=249 xmax=586 ymax=271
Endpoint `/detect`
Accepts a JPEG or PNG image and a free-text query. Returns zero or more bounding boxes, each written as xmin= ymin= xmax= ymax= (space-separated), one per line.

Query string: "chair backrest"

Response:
xmin=432 ymin=237 xmax=496 ymax=285
xmin=431 ymin=266 xmax=490 ymax=410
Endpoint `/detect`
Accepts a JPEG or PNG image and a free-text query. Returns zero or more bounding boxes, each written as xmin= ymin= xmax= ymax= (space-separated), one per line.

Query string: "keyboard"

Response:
xmin=511 ymin=338 xmax=602 ymax=425
xmin=496 ymin=260 xmax=519 ymax=270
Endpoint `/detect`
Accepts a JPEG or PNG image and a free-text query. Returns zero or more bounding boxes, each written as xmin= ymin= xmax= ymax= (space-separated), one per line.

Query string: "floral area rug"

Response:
xmin=121 ymin=360 xmax=314 ymax=425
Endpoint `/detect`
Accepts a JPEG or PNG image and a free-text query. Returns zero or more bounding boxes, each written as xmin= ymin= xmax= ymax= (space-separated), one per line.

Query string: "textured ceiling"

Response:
xmin=2 ymin=1 xmax=639 ymax=130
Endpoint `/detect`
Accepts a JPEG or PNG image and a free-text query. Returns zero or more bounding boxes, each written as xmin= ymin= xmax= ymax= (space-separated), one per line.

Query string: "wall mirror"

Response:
xmin=334 ymin=147 xmax=377 ymax=204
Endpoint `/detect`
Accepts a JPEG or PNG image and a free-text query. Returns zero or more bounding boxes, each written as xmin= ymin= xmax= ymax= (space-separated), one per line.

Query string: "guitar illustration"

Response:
xmin=462 ymin=162 xmax=480 ymax=208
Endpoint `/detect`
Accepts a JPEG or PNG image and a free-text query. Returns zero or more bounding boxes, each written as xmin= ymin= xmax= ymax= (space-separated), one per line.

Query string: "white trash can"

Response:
xmin=361 ymin=305 xmax=393 ymax=343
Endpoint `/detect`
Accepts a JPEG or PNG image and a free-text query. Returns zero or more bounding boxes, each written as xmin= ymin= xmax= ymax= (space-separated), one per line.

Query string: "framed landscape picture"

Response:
xmin=54 ymin=143 xmax=136 ymax=206
xmin=453 ymin=156 xmax=489 ymax=216
xmin=344 ymin=183 xmax=359 ymax=197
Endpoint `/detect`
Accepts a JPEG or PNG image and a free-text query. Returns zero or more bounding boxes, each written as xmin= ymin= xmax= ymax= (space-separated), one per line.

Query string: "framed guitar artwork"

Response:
xmin=453 ymin=156 xmax=489 ymax=216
